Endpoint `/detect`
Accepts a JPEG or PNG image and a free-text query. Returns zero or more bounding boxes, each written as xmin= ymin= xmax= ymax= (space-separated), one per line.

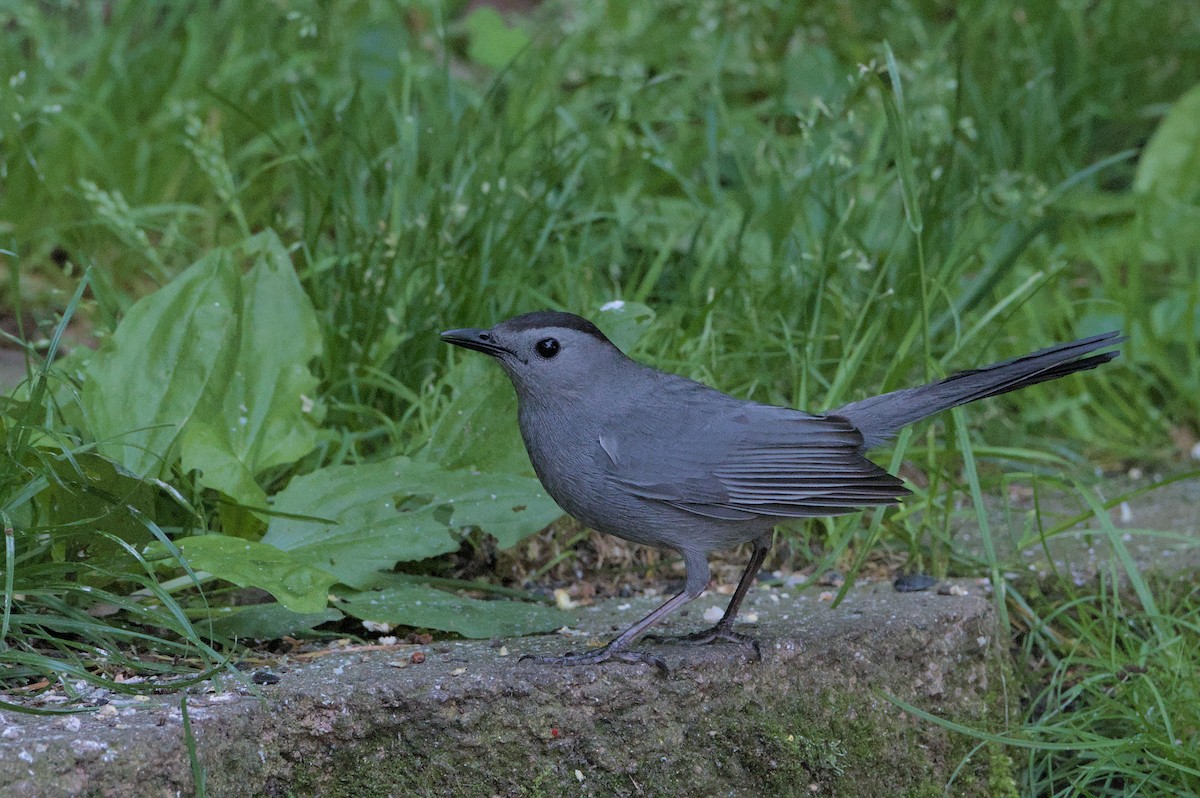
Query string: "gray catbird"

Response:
xmin=441 ymin=311 xmax=1121 ymax=672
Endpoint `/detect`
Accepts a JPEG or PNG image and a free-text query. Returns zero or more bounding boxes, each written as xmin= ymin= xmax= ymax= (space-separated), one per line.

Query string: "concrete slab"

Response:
xmin=0 ymin=581 xmax=1011 ymax=798
xmin=958 ymin=472 xmax=1200 ymax=585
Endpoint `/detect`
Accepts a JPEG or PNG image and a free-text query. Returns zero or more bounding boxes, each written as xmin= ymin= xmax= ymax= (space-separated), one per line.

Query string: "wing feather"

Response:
xmin=606 ymin=395 xmax=910 ymax=520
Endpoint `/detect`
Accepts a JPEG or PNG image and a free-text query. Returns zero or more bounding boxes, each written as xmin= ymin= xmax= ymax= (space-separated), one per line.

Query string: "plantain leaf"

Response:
xmin=82 ymin=231 xmax=321 ymax=505
xmin=178 ymin=233 xmax=323 ymax=505
xmin=147 ymin=535 xmax=337 ymax=614
xmin=262 ymin=457 xmax=562 ymax=588
xmin=337 ymin=584 xmax=571 ymax=638
xmin=421 ymin=354 xmax=530 ymax=475
xmin=36 ymin=452 xmax=158 ymax=548
xmin=83 ymin=251 xmax=239 ymax=477
xmin=202 ymin=602 xmax=343 ymax=640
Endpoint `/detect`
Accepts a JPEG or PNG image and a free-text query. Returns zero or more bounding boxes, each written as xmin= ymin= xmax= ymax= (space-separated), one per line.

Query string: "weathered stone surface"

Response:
xmin=0 ymin=581 xmax=1012 ymax=797
xmin=963 ymin=472 xmax=1200 ymax=584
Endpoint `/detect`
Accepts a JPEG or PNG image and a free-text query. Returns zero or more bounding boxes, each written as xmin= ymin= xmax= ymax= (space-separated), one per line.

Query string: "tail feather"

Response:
xmin=831 ymin=332 xmax=1124 ymax=449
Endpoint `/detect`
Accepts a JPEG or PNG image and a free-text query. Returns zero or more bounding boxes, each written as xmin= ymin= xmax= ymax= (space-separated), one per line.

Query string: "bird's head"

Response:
xmin=440 ymin=310 xmax=629 ymax=400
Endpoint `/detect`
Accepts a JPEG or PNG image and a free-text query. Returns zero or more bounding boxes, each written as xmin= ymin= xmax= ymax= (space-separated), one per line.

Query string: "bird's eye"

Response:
xmin=535 ymin=338 xmax=560 ymax=359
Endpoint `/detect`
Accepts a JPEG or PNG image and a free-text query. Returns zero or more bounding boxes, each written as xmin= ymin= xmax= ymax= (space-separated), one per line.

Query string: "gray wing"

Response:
xmin=601 ymin=390 xmax=910 ymax=521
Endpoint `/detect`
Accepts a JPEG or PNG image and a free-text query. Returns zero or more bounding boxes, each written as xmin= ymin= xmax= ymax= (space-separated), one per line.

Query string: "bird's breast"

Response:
xmin=515 ymin=402 xmax=652 ymax=537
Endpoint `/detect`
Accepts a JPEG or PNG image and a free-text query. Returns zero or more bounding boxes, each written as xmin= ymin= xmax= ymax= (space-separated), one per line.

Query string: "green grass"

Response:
xmin=2 ymin=0 xmax=1199 ymax=794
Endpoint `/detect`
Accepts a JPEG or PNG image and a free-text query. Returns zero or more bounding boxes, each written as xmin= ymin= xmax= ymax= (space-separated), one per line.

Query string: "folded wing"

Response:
xmin=603 ymin=397 xmax=909 ymax=521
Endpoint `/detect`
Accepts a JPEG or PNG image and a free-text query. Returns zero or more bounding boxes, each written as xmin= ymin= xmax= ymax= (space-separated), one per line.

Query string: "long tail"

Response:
xmin=831 ymin=331 xmax=1124 ymax=449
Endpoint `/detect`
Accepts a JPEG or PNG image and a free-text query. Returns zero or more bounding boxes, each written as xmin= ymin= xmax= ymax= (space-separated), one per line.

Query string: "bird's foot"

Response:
xmin=519 ymin=645 xmax=670 ymax=677
xmin=646 ymin=623 xmax=762 ymax=660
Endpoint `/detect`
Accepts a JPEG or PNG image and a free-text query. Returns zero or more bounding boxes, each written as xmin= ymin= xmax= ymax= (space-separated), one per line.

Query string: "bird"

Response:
xmin=440 ymin=311 xmax=1122 ymax=673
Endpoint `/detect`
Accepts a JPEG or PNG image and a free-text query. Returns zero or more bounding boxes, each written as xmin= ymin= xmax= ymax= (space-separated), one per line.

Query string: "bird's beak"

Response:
xmin=439 ymin=327 xmax=509 ymax=357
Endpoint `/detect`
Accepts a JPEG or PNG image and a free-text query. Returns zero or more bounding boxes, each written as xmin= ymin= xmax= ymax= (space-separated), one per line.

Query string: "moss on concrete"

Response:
xmin=1 ymin=583 xmax=1014 ymax=797
xmin=287 ymin=673 xmax=1008 ymax=798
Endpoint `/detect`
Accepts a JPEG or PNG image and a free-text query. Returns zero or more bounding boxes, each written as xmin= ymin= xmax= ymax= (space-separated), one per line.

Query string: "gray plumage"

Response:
xmin=441 ymin=310 xmax=1122 ymax=673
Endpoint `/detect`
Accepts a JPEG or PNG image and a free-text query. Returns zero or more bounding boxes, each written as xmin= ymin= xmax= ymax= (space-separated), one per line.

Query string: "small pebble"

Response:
xmin=703 ymin=606 xmax=724 ymax=623
xmin=817 ymin=570 xmax=844 ymax=587
xmin=410 ymin=651 xmax=426 ymax=665
xmin=894 ymin=574 xmax=937 ymax=593
xmin=556 ymin=626 xmax=588 ymax=637
xmin=554 ymin=588 xmax=576 ymax=609
xmin=818 ymin=591 xmax=834 ymax=602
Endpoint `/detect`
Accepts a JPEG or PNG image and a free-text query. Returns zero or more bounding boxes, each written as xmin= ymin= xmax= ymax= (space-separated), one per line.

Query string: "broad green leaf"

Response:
xmin=203 ymin=603 xmax=343 ymax=640
xmin=1134 ymin=83 xmax=1200 ymax=203
xmin=179 ymin=233 xmax=322 ymax=505
xmin=150 ymin=535 xmax=337 ymax=614
xmin=81 ymin=231 xmax=321 ymax=504
xmin=83 ymin=250 xmax=239 ymax=477
xmin=262 ymin=457 xmax=561 ymax=588
xmin=36 ymin=452 xmax=157 ymax=548
xmin=422 ymin=354 xmax=530 ymax=475
xmin=464 ymin=7 xmax=529 ymax=70
xmin=337 ymin=584 xmax=571 ymax=638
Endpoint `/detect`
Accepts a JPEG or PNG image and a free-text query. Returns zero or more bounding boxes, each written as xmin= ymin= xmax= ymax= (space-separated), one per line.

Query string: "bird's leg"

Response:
xmin=646 ymin=534 xmax=771 ymax=659
xmin=520 ymin=549 xmax=711 ymax=676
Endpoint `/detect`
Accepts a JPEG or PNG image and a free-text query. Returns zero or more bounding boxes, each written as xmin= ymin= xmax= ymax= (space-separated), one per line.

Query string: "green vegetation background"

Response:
xmin=2 ymin=1 xmax=1199 ymax=793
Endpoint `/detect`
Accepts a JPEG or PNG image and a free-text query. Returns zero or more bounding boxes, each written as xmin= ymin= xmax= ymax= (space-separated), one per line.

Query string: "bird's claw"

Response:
xmin=645 ymin=624 xmax=762 ymax=660
xmin=519 ymin=647 xmax=670 ymax=677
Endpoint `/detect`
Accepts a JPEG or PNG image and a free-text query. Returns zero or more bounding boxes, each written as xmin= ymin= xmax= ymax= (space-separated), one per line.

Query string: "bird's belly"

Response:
xmin=532 ymin=452 xmax=769 ymax=552
xmin=530 ymin=459 xmax=639 ymax=537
